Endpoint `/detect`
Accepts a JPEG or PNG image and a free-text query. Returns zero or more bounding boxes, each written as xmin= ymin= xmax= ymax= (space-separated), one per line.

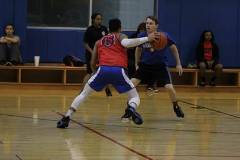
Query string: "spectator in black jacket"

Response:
xmin=196 ymin=30 xmax=223 ymax=86
xmin=83 ymin=13 xmax=112 ymax=96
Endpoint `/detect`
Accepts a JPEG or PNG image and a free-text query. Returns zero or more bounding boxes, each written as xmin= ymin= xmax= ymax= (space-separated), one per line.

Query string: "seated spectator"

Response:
xmin=0 ymin=24 xmax=22 ymax=65
xmin=196 ymin=30 xmax=223 ymax=86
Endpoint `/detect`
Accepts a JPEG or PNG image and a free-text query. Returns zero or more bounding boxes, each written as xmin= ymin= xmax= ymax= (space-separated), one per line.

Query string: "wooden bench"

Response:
xmin=0 ymin=64 xmax=87 ymax=85
xmin=169 ymin=68 xmax=240 ymax=87
xmin=0 ymin=64 xmax=239 ymax=87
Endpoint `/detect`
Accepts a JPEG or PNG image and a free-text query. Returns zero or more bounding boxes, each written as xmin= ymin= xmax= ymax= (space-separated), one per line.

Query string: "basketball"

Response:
xmin=151 ymin=32 xmax=168 ymax=50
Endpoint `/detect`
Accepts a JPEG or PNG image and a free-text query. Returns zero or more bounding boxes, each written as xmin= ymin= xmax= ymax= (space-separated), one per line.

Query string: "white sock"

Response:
xmin=65 ymin=84 xmax=94 ymax=117
xmin=126 ymin=88 xmax=140 ymax=110
xmin=129 ymin=102 xmax=137 ymax=110
xmin=65 ymin=109 xmax=74 ymax=117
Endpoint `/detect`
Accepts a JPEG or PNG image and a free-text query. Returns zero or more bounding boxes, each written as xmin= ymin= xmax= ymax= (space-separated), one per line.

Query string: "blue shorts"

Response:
xmin=88 ymin=66 xmax=135 ymax=93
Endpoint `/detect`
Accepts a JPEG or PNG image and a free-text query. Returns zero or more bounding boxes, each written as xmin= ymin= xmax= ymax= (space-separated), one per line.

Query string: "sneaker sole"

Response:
xmin=121 ymin=118 xmax=130 ymax=123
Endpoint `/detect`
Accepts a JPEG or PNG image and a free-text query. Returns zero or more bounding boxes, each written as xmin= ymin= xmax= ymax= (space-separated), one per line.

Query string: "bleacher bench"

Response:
xmin=0 ymin=64 xmax=239 ymax=87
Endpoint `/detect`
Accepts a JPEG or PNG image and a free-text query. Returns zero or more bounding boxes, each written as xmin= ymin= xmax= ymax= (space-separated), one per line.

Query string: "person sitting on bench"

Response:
xmin=0 ymin=24 xmax=22 ymax=65
xmin=196 ymin=30 xmax=223 ymax=86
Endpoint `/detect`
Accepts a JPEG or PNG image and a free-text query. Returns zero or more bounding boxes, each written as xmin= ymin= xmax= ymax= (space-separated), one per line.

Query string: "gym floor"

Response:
xmin=0 ymin=87 xmax=240 ymax=160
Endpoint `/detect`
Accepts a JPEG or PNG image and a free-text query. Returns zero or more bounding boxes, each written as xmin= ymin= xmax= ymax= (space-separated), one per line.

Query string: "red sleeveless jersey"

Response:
xmin=97 ymin=33 xmax=127 ymax=68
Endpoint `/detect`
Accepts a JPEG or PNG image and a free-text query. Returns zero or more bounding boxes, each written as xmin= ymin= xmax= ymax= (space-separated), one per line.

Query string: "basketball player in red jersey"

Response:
xmin=57 ymin=18 xmax=159 ymax=128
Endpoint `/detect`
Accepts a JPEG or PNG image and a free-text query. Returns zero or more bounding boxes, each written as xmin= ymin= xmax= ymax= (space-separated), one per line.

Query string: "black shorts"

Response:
xmin=198 ymin=61 xmax=218 ymax=70
xmin=85 ymin=52 xmax=92 ymax=74
xmin=134 ymin=63 xmax=172 ymax=86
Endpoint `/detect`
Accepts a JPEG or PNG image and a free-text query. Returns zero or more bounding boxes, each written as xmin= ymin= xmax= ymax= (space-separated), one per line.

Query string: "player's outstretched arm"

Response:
xmin=121 ymin=37 xmax=148 ymax=48
xmin=120 ymin=33 xmax=158 ymax=48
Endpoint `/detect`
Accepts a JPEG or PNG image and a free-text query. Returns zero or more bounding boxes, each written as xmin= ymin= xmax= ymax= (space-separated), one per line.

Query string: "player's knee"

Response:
xmin=215 ymin=64 xmax=223 ymax=70
xmin=199 ymin=62 xmax=206 ymax=69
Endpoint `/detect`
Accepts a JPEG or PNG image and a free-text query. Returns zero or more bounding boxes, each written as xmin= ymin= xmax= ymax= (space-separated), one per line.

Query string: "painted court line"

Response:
xmin=56 ymin=112 xmax=154 ymax=160
xmin=149 ymin=154 xmax=240 ymax=158
xmin=178 ymin=100 xmax=240 ymax=119
xmin=16 ymin=154 xmax=24 ymax=160
xmin=0 ymin=112 xmax=240 ymax=135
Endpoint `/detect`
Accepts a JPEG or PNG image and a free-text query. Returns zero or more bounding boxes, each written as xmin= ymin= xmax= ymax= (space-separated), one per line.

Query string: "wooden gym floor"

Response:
xmin=0 ymin=86 xmax=240 ymax=160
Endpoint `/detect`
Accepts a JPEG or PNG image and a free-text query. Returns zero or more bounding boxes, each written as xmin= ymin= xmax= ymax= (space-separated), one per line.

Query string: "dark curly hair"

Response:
xmin=199 ymin=30 xmax=215 ymax=43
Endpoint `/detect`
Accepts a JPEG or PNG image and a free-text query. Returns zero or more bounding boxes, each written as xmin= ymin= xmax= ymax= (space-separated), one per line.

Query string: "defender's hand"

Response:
xmin=148 ymin=32 xmax=160 ymax=42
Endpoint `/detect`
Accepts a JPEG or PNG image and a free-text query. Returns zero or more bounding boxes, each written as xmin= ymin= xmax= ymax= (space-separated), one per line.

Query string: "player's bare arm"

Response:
xmin=4 ymin=36 xmax=19 ymax=43
xmin=169 ymin=44 xmax=183 ymax=76
xmin=84 ymin=43 xmax=94 ymax=54
xmin=135 ymin=47 xmax=142 ymax=69
xmin=90 ymin=42 xmax=98 ymax=72
xmin=0 ymin=36 xmax=7 ymax=43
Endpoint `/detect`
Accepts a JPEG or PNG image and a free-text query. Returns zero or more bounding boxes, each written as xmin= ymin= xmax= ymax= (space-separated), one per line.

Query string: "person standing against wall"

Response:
xmin=196 ymin=30 xmax=223 ymax=86
xmin=0 ymin=24 xmax=22 ymax=65
xmin=83 ymin=13 xmax=112 ymax=96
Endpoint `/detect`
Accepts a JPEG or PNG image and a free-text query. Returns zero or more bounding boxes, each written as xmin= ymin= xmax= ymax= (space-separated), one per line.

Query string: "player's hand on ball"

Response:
xmin=150 ymin=32 xmax=168 ymax=50
xmin=148 ymin=32 xmax=160 ymax=42
xmin=176 ymin=65 xmax=183 ymax=76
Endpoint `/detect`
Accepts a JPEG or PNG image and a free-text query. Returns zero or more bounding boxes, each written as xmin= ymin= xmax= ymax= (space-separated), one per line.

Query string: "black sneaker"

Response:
xmin=121 ymin=106 xmax=143 ymax=125
xmin=131 ymin=111 xmax=143 ymax=125
xmin=173 ymin=102 xmax=184 ymax=118
xmin=57 ymin=116 xmax=70 ymax=128
xmin=199 ymin=77 xmax=206 ymax=87
xmin=199 ymin=80 xmax=206 ymax=87
xmin=147 ymin=86 xmax=154 ymax=91
xmin=209 ymin=80 xmax=216 ymax=86
xmin=147 ymin=86 xmax=159 ymax=93
xmin=105 ymin=87 xmax=112 ymax=97
xmin=5 ymin=62 xmax=13 ymax=66
xmin=121 ymin=107 xmax=132 ymax=123
xmin=209 ymin=77 xmax=216 ymax=86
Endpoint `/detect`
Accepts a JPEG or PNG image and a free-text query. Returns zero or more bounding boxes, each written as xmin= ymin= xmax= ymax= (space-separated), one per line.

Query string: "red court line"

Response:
xmin=16 ymin=154 xmax=24 ymax=160
xmin=56 ymin=112 xmax=154 ymax=160
xmin=148 ymin=154 xmax=240 ymax=158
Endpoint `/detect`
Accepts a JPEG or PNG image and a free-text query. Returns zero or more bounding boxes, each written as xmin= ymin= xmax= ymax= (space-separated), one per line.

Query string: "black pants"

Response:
xmin=0 ymin=43 xmax=22 ymax=64
xmin=127 ymin=60 xmax=136 ymax=78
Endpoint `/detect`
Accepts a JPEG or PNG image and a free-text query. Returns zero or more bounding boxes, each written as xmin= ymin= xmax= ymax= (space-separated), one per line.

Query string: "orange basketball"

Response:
xmin=151 ymin=32 xmax=168 ymax=50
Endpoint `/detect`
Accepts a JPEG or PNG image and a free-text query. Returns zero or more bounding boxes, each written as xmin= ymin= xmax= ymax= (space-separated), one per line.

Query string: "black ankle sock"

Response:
xmin=173 ymin=101 xmax=178 ymax=106
xmin=70 ymin=107 xmax=76 ymax=112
